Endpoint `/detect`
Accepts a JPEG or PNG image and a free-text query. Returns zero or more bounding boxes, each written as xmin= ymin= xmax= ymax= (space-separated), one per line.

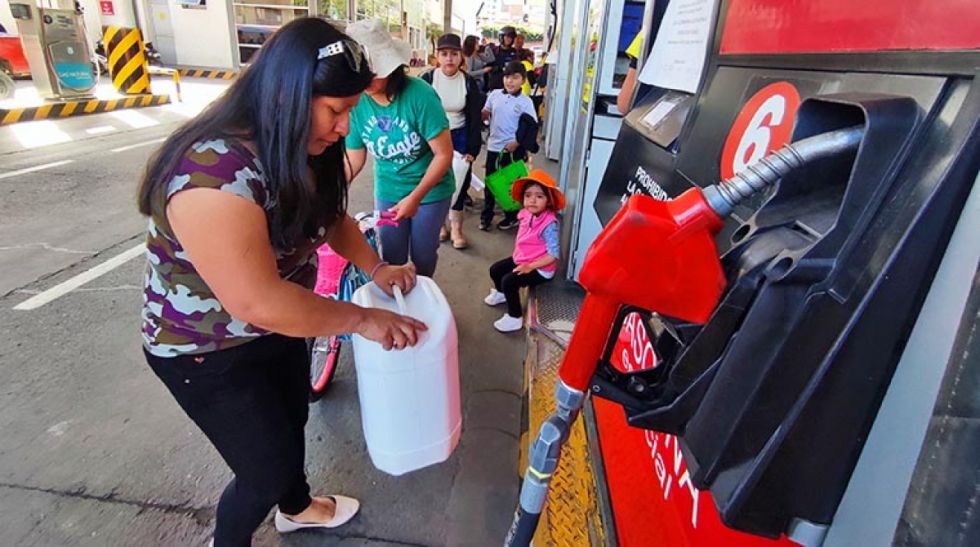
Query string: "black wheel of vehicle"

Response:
xmin=0 ymin=62 xmax=13 ymax=101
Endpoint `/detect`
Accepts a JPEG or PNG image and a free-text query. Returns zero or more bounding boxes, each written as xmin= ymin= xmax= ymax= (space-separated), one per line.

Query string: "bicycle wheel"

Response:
xmin=309 ymin=335 xmax=341 ymax=402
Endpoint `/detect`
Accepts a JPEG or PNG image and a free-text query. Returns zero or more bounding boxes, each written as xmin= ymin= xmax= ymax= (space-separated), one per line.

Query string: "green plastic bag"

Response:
xmin=485 ymin=154 xmax=528 ymax=213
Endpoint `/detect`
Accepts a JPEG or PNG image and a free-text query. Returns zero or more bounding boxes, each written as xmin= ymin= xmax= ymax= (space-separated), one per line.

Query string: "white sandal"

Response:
xmin=274 ymin=495 xmax=360 ymax=532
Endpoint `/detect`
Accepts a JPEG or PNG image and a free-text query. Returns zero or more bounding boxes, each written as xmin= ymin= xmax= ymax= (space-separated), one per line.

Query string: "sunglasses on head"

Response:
xmin=317 ymin=39 xmax=367 ymax=73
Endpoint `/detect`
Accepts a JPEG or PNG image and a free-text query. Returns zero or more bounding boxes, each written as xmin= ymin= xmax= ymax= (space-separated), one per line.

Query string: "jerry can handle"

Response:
xmin=392 ymin=284 xmax=408 ymax=315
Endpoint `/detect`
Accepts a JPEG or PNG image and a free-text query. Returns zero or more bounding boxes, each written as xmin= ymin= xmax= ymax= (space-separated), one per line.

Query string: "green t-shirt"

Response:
xmin=346 ymin=76 xmax=455 ymax=204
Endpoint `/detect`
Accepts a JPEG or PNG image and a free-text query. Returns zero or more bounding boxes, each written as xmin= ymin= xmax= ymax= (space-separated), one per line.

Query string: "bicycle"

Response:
xmin=308 ymin=211 xmax=397 ymax=402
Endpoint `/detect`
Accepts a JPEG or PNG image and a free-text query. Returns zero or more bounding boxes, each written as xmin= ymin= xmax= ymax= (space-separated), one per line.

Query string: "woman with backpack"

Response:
xmin=422 ymin=33 xmax=484 ymax=249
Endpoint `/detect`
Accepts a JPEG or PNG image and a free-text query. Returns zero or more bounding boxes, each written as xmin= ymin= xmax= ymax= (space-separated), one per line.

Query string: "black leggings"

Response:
xmin=490 ymin=257 xmax=551 ymax=318
xmin=145 ymin=334 xmax=312 ymax=547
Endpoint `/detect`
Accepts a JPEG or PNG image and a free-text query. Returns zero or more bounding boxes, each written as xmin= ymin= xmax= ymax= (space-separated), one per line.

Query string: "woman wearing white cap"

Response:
xmin=345 ymin=19 xmax=455 ymax=277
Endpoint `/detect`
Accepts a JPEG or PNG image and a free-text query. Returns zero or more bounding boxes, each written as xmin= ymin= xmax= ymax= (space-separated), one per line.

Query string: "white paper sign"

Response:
xmin=641 ymin=99 xmax=679 ymax=128
xmin=639 ymin=0 xmax=717 ymax=93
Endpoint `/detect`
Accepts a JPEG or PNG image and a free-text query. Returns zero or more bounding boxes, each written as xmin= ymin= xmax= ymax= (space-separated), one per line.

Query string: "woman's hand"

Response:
xmin=513 ymin=263 xmax=535 ymax=275
xmin=504 ymin=141 xmax=519 ymax=153
xmin=358 ymin=308 xmax=428 ymax=351
xmin=463 ymin=154 xmax=475 ymax=163
xmin=373 ymin=263 xmax=418 ymax=295
xmin=389 ymin=195 xmax=421 ymax=220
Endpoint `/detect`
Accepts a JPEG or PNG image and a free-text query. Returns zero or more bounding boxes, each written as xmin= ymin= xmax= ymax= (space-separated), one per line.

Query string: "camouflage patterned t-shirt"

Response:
xmin=141 ymin=138 xmax=327 ymax=357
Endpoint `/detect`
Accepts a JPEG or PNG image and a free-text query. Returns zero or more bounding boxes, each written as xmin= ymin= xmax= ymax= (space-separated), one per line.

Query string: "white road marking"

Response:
xmin=0 ymin=242 xmax=93 ymax=254
xmin=10 ymin=120 xmax=72 ymax=148
xmin=13 ymin=244 xmax=146 ymax=310
xmin=110 ymin=137 xmax=166 ymax=153
xmin=13 ymin=285 xmax=141 ymax=295
xmin=109 ymin=109 xmax=159 ymax=129
xmin=0 ymin=160 xmax=74 ymax=180
xmin=47 ymin=421 xmax=71 ymax=436
xmin=86 ymin=125 xmax=117 ymax=135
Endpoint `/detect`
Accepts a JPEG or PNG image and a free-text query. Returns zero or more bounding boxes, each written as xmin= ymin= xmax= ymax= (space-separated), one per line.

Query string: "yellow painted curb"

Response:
xmin=525 ymin=330 xmax=607 ymax=546
xmin=0 ymin=94 xmax=172 ymax=126
xmin=177 ymin=68 xmax=239 ymax=80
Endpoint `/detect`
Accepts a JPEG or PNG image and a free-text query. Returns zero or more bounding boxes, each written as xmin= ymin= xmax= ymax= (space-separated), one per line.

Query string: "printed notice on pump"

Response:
xmin=642 ymin=100 xmax=679 ymax=129
xmin=639 ymin=0 xmax=717 ymax=93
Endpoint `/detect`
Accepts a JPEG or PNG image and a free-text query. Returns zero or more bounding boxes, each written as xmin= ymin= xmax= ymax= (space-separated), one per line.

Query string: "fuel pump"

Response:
xmin=506 ymin=125 xmax=864 ymax=545
xmin=10 ymin=2 xmax=96 ymax=99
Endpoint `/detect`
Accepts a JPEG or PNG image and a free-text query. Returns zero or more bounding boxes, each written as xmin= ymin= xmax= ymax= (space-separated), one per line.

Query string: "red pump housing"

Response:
xmin=557 ymin=190 xmax=727 ymax=391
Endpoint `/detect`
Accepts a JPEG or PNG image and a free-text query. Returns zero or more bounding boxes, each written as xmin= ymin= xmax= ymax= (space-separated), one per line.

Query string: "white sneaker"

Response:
xmin=484 ymin=289 xmax=507 ymax=306
xmin=494 ymin=313 xmax=524 ymax=332
xmin=275 ymin=495 xmax=360 ymax=532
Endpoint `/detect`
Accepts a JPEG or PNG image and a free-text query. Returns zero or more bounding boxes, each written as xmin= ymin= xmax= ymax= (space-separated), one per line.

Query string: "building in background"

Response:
xmin=0 ymin=0 xmax=452 ymax=72
xmin=476 ymin=0 xmax=546 ymax=31
xmin=474 ymin=0 xmax=546 ymax=46
xmin=237 ymin=0 xmax=428 ymax=63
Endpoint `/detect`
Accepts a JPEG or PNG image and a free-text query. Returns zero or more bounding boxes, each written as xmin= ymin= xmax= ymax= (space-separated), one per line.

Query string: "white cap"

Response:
xmin=345 ymin=19 xmax=412 ymax=78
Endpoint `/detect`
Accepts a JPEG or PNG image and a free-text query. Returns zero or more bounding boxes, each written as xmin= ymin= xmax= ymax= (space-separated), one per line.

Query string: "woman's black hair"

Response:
xmin=462 ymin=35 xmax=479 ymax=57
xmin=137 ymin=17 xmax=374 ymax=247
xmin=384 ymin=65 xmax=409 ymax=101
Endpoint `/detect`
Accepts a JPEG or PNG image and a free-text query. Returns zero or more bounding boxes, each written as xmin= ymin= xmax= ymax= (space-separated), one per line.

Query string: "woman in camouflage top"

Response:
xmin=137 ymin=18 xmax=426 ymax=545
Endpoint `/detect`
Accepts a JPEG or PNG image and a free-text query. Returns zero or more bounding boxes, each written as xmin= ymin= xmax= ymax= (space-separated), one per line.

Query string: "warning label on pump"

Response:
xmin=621 ymin=165 xmax=670 ymax=205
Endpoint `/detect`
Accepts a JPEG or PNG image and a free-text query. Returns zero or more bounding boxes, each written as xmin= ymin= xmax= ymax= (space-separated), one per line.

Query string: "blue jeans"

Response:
xmin=376 ymin=197 xmax=452 ymax=277
xmin=450 ymin=127 xmax=472 ymax=212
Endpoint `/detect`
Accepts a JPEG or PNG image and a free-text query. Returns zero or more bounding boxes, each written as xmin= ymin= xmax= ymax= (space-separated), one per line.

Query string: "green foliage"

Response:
xmin=480 ymin=24 xmax=544 ymax=42
xmin=318 ymin=0 xmax=347 ymax=20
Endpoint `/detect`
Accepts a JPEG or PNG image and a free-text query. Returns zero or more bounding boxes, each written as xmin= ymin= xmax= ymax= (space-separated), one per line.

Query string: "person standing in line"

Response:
xmin=520 ymin=49 xmax=536 ymax=96
xmin=487 ymin=26 xmax=519 ymax=90
xmin=344 ymin=19 xmax=455 ymax=278
xmin=462 ymin=35 xmax=494 ymax=92
xmin=421 ymin=33 xmax=484 ymax=250
xmin=514 ymin=32 xmax=529 ymax=60
xmin=617 ymin=30 xmax=645 ymax=114
xmin=138 ymin=18 xmax=426 ymax=546
xmin=480 ymin=61 xmax=538 ymax=232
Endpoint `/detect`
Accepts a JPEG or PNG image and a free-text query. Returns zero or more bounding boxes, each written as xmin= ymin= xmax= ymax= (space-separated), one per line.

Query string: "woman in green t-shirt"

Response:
xmin=345 ymin=19 xmax=455 ymax=277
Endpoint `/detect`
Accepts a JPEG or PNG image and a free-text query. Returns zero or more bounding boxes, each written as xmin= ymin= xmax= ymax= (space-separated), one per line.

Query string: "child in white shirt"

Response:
xmin=480 ymin=61 xmax=538 ymax=232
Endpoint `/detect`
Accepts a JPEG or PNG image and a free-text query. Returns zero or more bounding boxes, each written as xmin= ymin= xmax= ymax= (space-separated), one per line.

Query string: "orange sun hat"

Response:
xmin=510 ymin=169 xmax=566 ymax=211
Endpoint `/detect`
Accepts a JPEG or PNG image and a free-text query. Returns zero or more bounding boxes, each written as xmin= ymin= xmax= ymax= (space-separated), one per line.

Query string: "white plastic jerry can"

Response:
xmin=351 ymin=276 xmax=462 ymax=476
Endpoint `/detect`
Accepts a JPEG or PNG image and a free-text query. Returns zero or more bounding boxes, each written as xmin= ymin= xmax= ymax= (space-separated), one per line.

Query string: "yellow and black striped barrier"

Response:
xmin=177 ymin=68 xmax=238 ymax=80
xmin=148 ymin=67 xmax=182 ymax=102
xmin=103 ymin=26 xmax=151 ymax=95
xmin=0 ymin=94 xmax=171 ymax=126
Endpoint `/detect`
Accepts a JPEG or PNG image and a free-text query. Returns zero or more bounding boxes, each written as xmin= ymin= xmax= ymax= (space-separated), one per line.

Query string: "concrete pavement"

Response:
xmin=0 ymin=84 xmax=528 ymax=546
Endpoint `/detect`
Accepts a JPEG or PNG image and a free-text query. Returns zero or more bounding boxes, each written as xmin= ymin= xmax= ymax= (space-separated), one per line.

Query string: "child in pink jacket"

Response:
xmin=484 ymin=169 xmax=566 ymax=332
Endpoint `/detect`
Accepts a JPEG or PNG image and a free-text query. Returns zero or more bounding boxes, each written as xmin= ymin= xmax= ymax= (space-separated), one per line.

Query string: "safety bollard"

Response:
xmin=148 ymin=66 xmax=181 ymax=102
xmin=102 ymin=26 xmax=151 ymax=95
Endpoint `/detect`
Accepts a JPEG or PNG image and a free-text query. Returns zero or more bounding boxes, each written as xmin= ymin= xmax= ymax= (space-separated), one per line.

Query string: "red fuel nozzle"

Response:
xmin=556 ymin=126 xmax=864 ymax=393
xmin=507 ymin=127 xmax=865 ymax=547
xmin=558 ymin=189 xmax=727 ymax=391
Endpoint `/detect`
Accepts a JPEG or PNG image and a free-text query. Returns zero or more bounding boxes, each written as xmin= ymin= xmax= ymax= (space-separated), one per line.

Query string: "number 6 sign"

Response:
xmin=720 ymin=82 xmax=801 ymax=180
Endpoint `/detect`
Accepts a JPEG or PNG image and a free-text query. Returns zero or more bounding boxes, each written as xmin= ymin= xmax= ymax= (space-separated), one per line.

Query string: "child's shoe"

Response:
xmin=497 ymin=217 xmax=519 ymax=230
xmin=484 ymin=289 xmax=507 ymax=306
xmin=494 ymin=313 xmax=524 ymax=332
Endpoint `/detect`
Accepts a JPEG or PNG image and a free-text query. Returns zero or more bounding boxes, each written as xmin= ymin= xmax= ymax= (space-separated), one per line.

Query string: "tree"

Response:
xmin=480 ymin=24 xmax=544 ymax=42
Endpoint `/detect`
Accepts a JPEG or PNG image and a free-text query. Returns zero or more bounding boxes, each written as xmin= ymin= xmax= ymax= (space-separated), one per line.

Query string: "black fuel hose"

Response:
xmin=505 ymin=509 xmax=539 ymax=545
xmin=703 ymin=125 xmax=864 ymax=217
